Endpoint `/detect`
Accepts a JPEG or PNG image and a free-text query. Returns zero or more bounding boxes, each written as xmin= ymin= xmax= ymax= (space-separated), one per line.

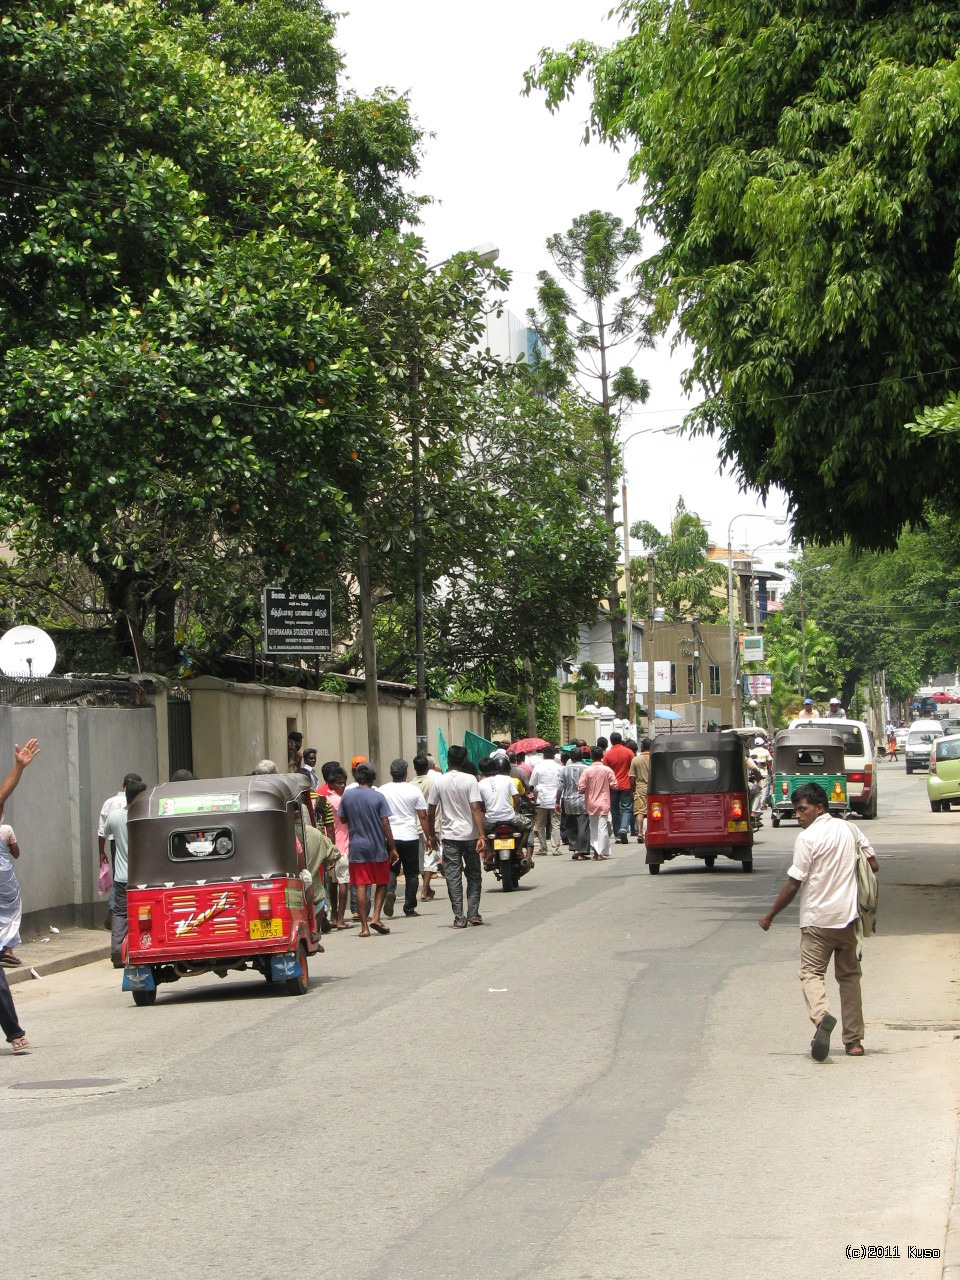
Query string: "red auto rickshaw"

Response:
xmin=122 ymin=773 xmax=320 ymax=1004
xmin=644 ymin=732 xmax=755 ymax=874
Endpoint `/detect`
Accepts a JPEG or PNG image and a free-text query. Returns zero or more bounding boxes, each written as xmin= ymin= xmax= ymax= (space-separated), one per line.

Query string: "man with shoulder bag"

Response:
xmin=759 ymin=782 xmax=878 ymax=1061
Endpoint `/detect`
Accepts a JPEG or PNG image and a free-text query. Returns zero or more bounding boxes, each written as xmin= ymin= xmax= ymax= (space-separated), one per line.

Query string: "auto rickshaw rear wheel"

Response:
xmin=704 ymin=856 xmax=716 ymax=869
xmin=132 ymin=988 xmax=157 ymax=1007
xmin=647 ymin=863 xmax=660 ymax=875
xmin=741 ymin=859 xmax=753 ymax=873
xmin=285 ymin=941 xmax=309 ymax=996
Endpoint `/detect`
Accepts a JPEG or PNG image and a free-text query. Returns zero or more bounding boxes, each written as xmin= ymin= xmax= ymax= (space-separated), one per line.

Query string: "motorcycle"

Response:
xmin=485 ymin=820 xmax=534 ymax=892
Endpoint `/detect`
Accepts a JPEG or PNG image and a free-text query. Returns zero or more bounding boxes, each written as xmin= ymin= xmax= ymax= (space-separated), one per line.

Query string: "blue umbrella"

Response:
xmin=655 ymin=709 xmax=682 ymax=721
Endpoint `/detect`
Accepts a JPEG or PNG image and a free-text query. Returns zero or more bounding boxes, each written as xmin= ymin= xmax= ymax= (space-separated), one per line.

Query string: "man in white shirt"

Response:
xmin=98 ymin=771 xmax=142 ymax=930
xmin=427 ymin=746 xmax=487 ymax=928
xmin=759 ymin=782 xmax=878 ymax=1060
xmin=379 ymin=758 xmax=429 ymax=918
xmin=411 ymin=755 xmax=441 ymax=902
xmin=478 ymin=756 xmax=526 ymax=831
xmin=528 ymin=746 xmax=564 ymax=857
xmin=103 ymin=778 xmax=148 ymax=967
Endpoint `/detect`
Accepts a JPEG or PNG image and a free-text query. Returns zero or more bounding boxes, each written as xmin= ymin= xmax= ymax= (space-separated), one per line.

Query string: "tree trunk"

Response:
xmin=101 ymin=568 xmax=145 ymax=670
xmin=523 ymin=656 xmax=537 ymax=736
xmin=596 ymin=296 xmax=627 ymax=718
xmin=356 ymin=530 xmax=381 ymax=776
xmin=152 ymin=583 xmax=178 ymax=672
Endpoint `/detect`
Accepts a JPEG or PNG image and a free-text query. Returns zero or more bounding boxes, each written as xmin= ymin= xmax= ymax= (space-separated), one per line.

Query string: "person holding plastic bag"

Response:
xmin=0 ymin=737 xmax=39 ymax=1052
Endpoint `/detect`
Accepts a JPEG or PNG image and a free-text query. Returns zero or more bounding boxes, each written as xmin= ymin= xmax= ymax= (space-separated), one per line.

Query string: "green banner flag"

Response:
xmin=436 ymin=727 xmax=448 ymax=773
xmin=464 ymin=729 xmax=499 ymax=769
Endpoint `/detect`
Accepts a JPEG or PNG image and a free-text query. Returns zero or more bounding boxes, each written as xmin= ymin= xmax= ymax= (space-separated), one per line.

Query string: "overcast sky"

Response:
xmin=335 ymin=1 xmax=792 ymax=562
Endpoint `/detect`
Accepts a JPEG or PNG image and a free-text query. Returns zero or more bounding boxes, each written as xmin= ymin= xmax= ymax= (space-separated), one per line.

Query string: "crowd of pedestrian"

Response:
xmin=5 ymin=725 xmax=875 ymax=1067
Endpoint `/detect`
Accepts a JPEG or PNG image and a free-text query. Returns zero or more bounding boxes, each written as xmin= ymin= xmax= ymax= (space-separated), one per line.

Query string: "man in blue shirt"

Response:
xmin=338 ymin=763 xmax=398 ymax=937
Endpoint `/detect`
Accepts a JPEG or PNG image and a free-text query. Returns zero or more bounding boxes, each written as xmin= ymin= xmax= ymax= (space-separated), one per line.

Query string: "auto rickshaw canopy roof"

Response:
xmin=126 ymin=774 xmax=312 ymax=885
xmin=648 ymin=731 xmax=750 ymax=792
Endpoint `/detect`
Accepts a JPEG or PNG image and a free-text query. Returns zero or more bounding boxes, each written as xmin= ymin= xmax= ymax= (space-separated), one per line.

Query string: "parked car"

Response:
xmin=928 ymin=736 xmax=960 ymax=810
xmin=905 ymin=719 xmax=944 ymax=774
xmin=787 ymin=716 xmax=878 ymax=818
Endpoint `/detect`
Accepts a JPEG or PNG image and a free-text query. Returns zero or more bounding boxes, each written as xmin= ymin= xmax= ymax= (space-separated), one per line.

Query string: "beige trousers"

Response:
xmin=799 ymin=923 xmax=864 ymax=1047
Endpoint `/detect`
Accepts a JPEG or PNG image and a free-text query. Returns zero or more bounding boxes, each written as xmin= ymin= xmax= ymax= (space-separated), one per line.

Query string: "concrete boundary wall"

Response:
xmin=187 ymin=676 xmax=483 ymax=778
xmin=0 ymin=678 xmax=482 ymax=925
xmin=0 ymin=704 xmax=159 ymax=933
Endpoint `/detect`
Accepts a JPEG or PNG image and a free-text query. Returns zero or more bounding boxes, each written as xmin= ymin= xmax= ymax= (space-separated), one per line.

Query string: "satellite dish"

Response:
xmin=0 ymin=626 xmax=57 ymax=678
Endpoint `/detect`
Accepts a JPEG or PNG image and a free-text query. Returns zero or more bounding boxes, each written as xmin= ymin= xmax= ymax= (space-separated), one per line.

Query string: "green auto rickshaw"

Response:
xmin=771 ymin=729 xmax=848 ymax=827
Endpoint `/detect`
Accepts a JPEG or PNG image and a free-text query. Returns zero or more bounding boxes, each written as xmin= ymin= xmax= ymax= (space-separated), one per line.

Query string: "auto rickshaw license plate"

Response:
xmin=493 ymin=838 xmax=514 ymax=849
xmin=249 ymin=918 xmax=283 ymax=939
xmin=727 ymin=820 xmax=749 ymax=832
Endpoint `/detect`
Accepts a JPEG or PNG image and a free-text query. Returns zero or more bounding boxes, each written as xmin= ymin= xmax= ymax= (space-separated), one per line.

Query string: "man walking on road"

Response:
xmin=578 ymin=746 xmax=617 ymax=860
xmin=603 ymin=732 xmax=634 ymax=844
xmin=628 ymin=737 xmax=651 ymax=844
xmin=103 ymin=777 xmax=148 ymax=966
xmin=529 ymin=746 xmax=563 ymax=857
xmin=759 ymin=782 xmax=878 ymax=1060
xmin=427 ymin=745 xmax=487 ymax=928
xmin=338 ymin=763 xmax=398 ymax=937
xmin=379 ymin=758 xmax=429 ymax=919
xmin=558 ymin=747 xmax=590 ymax=859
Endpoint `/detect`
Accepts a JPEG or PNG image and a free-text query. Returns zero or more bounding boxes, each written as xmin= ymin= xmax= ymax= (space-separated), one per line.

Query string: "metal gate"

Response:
xmin=167 ymin=688 xmax=193 ymax=776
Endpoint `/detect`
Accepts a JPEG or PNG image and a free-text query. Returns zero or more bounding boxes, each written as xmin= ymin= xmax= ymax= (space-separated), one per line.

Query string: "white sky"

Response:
xmin=335 ymin=1 xmax=792 ymax=563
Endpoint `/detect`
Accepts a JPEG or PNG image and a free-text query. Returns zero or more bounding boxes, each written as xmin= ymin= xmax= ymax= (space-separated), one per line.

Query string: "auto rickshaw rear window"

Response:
xmin=168 ymin=827 xmax=236 ymax=861
xmin=157 ymin=793 xmax=243 ymax=817
xmin=672 ymin=756 xmax=720 ymax=783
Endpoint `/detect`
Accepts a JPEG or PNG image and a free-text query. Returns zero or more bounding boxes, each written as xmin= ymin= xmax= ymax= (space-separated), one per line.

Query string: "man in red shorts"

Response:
xmin=338 ymin=762 xmax=399 ymax=937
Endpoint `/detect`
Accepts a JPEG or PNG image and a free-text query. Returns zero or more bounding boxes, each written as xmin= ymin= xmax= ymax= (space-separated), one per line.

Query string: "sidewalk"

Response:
xmin=4 ymin=926 xmax=110 ymax=985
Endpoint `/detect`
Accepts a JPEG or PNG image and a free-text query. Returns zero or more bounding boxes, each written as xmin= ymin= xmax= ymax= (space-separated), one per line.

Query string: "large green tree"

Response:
xmin=526 ymin=3 xmax=960 ymax=549
xmin=0 ymin=0 xmax=382 ymax=665
xmin=159 ymin=0 xmax=425 ymax=235
xmin=782 ymin=518 xmax=960 ymax=706
xmin=527 ymin=210 xmax=653 ymax=716
xmin=429 ymin=376 xmax=615 ymax=722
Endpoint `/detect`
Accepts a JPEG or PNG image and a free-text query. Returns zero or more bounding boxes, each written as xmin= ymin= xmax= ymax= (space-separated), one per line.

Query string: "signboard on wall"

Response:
xmin=741 ymin=634 xmax=765 ymax=662
xmin=742 ymin=673 xmax=773 ymax=696
xmin=595 ymin=661 xmax=671 ymax=693
xmin=263 ymin=588 xmax=333 ymax=655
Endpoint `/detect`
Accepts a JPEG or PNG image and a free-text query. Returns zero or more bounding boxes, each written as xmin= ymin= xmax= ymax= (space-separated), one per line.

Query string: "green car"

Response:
xmin=927 ymin=735 xmax=960 ymax=811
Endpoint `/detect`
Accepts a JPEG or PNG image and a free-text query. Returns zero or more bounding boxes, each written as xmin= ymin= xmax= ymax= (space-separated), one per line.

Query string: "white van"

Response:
xmin=905 ymin=719 xmax=945 ymax=774
xmin=787 ymin=716 xmax=878 ymax=818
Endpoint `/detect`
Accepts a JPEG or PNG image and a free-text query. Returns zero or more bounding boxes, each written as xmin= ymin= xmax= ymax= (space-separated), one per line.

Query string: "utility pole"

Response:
xmin=646 ymin=554 xmax=657 ymax=739
xmin=691 ymin=615 xmax=703 ymax=731
xmin=357 ymin=529 xmax=380 ymax=776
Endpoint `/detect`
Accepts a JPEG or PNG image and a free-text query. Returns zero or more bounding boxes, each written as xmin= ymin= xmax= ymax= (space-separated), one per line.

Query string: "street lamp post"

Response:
xmin=748 ymin=539 xmax=787 ymax=634
xmin=727 ymin=513 xmax=788 ymax=726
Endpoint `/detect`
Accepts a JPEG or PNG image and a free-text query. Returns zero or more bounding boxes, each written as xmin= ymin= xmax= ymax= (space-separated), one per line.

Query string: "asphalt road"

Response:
xmin=6 ymin=762 xmax=959 ymax=1279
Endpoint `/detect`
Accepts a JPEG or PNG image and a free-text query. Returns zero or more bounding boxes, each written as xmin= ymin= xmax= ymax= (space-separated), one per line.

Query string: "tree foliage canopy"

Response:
xmin=0 ymin=0 xmax=381 ymax=662
xmin=630 ymin=498 xmax=727 ymax=623
xmin=526 ymin=3 xmax=960 ymax=548
xmin=783 ymin=515 xmax=960 ymax=705
xmin=526 ymin=210 xmax=653 ymax=715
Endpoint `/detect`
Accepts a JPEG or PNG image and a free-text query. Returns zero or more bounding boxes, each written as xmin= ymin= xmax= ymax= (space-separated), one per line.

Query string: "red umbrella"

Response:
xmin=507 ymin=736 xmax=552 ymax=753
